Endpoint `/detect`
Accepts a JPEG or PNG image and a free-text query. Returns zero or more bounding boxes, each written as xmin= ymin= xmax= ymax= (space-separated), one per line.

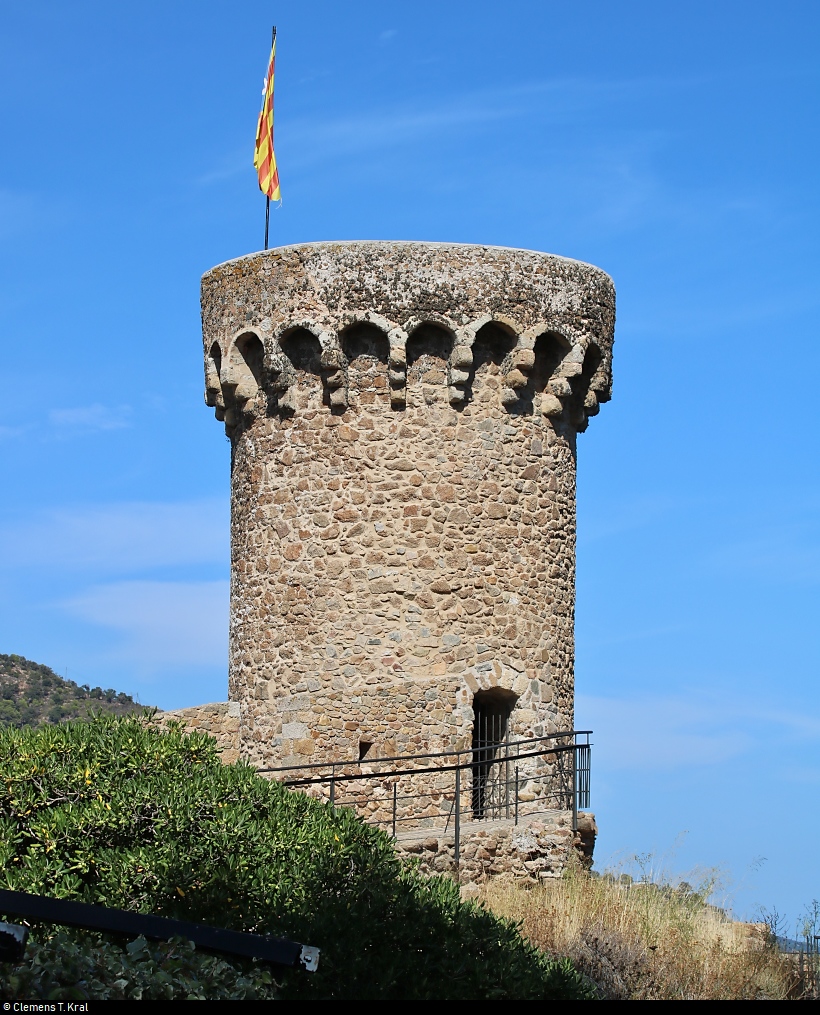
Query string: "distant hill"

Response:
xmin=0 ymin=654 xmax=150 ymax=728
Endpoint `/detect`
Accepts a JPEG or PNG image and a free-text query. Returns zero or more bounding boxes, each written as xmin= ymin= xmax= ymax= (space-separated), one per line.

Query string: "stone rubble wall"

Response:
xmin=229 ymin=413 xmax=579 ymax=775
xmin=286 ymin=758 xmax=573 ymax=831
xmin=148 ymin=702 xmax=241 ymax=764
xmin=200 ymin=242 xmax=615 ymax=776
xmin=147 ymin=703 xmax=597 ymax=883
xmin=397 ymin=811 xmax=598 ymax=887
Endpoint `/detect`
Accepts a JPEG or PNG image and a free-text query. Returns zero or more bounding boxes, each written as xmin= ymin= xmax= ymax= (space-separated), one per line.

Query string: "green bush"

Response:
xmin=0 ymin=932 xmax=279 ymax=1001
xmin=0 ymin=716 xmax=591 ymax=1000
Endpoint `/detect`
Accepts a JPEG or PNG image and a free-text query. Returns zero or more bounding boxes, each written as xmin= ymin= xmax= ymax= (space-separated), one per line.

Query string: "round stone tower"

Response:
xmin=201 ymin=241 xmax=614 ymax=770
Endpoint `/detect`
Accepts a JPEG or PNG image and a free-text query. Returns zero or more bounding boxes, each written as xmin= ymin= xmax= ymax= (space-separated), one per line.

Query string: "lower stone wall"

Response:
xmin=147 ymin=700 xmax=596 ymax=884
xmin=396 ymin=811 xmax=597 ymax=888
xmin=149 ymin=701 xmax=241 ymax=764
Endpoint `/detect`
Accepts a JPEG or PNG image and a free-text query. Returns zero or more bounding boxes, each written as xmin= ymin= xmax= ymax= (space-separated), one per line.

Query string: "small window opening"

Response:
xmin=358 ymin=740 xmax=373 ymax=761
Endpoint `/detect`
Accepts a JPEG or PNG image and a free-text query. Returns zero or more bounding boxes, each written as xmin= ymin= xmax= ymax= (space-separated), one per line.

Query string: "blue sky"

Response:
xmin=1 ymin=1 xmax=818 ymax=928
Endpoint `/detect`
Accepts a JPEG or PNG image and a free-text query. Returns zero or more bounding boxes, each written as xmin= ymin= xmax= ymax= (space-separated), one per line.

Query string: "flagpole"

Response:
xmin=263 ymin=25 xmax=276 ymax=251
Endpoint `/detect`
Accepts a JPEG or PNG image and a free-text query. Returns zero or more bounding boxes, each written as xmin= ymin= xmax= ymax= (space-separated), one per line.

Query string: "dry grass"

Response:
xmin=477 ymin=865 xmax=801 ymax=1000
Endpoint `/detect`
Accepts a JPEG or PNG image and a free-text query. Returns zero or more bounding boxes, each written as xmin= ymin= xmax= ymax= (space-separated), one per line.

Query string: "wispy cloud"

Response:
xmin=49 ymin=403 xmax=133 ymax=434
xmin=196 ymin=72 xmax=699 ymax=185
xmin=0 ymin=498 xmax=228 ymax=573
xmin=701 ymin=524 xmax=820 ymax=585
xmin=196 ymin=95 xmax=519 ymax=185
xmin=379 ymin=29 xmax=398 ymax=44
xmin=578 ymin=693 xmax=752 ymax=769
xmin=280 ymin=83 xmax=564 ymax=168
xmin=62 ymin=580 xmax=228 ymax=669
xmin=577 ymin=691 xmax=820 ymax=772
xmin=194 ymin=146 xmax=250 ymax=186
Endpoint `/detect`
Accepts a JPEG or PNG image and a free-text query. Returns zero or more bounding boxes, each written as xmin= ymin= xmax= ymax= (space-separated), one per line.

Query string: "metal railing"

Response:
xmin=0 ymin=889 xmax=319 ymax=970
xmin=795 ymin=935 xmax=820 ymax=999
xmin=258 ymin=731 xmax=591 ymax=867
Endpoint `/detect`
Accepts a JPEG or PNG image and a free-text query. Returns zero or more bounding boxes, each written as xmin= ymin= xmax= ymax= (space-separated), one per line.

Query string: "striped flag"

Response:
xmin=254 ymin=34 xmax=281 ymax=201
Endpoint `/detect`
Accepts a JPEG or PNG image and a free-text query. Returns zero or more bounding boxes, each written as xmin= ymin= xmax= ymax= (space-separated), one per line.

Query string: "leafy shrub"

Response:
xmin=0 ymin=932 xmax=279 ymax=1001
xmin=0 ymin=716 xmax=590 ymax=1000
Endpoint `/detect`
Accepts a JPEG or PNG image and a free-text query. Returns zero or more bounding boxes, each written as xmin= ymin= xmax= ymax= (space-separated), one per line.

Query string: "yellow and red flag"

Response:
xmin=254 ymin=34 xmax=281 ymax=202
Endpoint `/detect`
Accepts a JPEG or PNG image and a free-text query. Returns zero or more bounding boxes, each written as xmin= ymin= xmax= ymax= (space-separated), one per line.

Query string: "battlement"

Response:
xmin=201 ymin=241 xmax=614 ymax=436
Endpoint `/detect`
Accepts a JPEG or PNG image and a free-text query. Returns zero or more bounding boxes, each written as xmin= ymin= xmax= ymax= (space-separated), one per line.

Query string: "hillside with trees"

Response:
xmin=0 ymin=654 xmax=148 ymax=728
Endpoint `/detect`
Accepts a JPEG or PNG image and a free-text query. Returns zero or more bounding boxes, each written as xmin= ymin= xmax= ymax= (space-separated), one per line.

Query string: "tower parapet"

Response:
xmin=201 ymin=241 xmax=614 ymax=773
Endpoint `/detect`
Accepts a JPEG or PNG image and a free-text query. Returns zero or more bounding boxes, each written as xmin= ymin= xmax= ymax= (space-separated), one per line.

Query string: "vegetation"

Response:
xmin=0 ymin=932 xmax=279 ymax=1001
xmin=479 ymin=865 xmax=803 ymax=1000
xmin=0 ymin=715 xmax=590 ymax=1000
xmin=0 ymin=654 xmax=146 ymax=728
xmin=4 ymin=663 xmax=805 ymax=999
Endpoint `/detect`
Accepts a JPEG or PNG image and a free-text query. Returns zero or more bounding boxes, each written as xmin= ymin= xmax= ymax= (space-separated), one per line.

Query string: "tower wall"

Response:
xmin=201 ymin=242 xmax=614 ymax=770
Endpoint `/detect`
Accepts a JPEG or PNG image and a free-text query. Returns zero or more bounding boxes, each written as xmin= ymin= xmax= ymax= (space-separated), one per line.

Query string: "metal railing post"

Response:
xmin=505 ymin=725 xmax=510 ymax=819
xmin=454 ymin=762 xmax=461 ymax=874
xmin=515 ymin=765 xmax=519 ymax=824
xmin=329 ymin=764 xmax=335 ymax=808
xmin=392 ymin=782 xmax=397 ymax=839
xmin=571 ymin=739 xmax=578 ymax=833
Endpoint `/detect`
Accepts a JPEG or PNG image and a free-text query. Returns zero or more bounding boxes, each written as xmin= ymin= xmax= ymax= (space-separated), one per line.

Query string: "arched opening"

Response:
xmin=406 ymin=323 xmax=453 ymax=407
xmin=341 ymin=323 xmax=389 ymax=407
xmin=279 ymin=327 xmax=325 ymax=410
xmin=205 ymin=342 xmax=223 ymax=407
xmin=513 ymin=330 xmax=571 ymax=415
xmin=531 ymin=330 xmax=571 ymax=393
xmin=471 ymin=687 xmax=518 ymax=819
xmin=469 ymin=322 xmax=517 ymax=404
xmin=569 ymin=343 xmax=603 ymax=423
xmin=209 ymin=342 xmax=222 ymax=377
xmin=225 ymin=332 xmax=264 ymax=404
xmin=280 ymin=328 xmax=322 ymax=374
xmin=235 ymin=332 xmax=264 ymax=385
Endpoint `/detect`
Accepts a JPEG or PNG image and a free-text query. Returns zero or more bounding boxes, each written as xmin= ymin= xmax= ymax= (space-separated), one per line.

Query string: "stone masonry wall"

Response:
xmin=148 ymin=698 xmax=599 ymax=881
xmin=201 ymin=242 xmax=614 ymax=794
xmin=396 ymin=812 xmax=598 ymax=886
xmin=149 ymin=702 xmax=240 ymax=764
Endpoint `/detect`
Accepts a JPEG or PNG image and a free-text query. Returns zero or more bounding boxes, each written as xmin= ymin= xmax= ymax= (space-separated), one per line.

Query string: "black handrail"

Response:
xmin=0 ymin=889 xmax=319 ymax=971
xmin=257 ymin=730 xmax=592 ymax=776
xmin=280 ymin=742 xmax=578 ymax=788
xmin=256 ymin=731 xmax=592 ymax=845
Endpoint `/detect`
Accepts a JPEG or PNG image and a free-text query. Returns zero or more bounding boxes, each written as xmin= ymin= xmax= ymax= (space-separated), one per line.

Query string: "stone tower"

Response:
xmin=201 ymin=241 xmax=614 ymax=771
